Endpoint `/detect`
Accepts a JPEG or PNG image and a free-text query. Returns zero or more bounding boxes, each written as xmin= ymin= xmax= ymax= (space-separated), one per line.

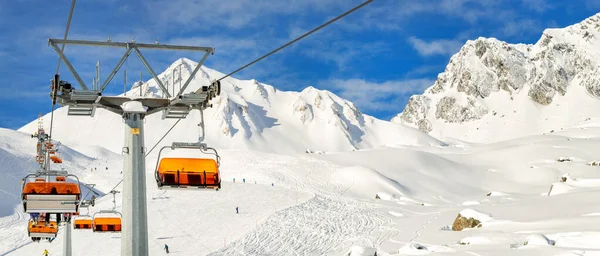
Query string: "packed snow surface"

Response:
xmin=1 ymin=123 xmax=600 ymax=255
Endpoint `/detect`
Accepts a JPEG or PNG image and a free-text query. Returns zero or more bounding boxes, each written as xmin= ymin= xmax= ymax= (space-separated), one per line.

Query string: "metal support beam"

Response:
xmin=198 ymin=108 xmax=205 ymax=143
xmin=95 ymin=61 xmax=100 ymax=90
xmin=176 ymin=51 xmax=211 ymax=98
xmin=63 ymin=219 xmax=72 ymax=256
xmin=49 ymin=42 xmax=89 ymax=90
xmin=49 ymin=38 xmax=214 ymax=52
xmin=172 ymin=62 xmax=184 ymax=97
xmin=133 ymin=47 xmax=171 ymax=98
xmin=121 ymin=105 xmax=149 ymax=256
xmin=100 ymin=47 xmax=133 ymax=92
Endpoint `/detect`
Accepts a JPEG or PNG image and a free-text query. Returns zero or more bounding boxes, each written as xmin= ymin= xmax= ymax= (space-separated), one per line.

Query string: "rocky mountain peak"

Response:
xmin=393 ymin=12 xmax=600 ymax=142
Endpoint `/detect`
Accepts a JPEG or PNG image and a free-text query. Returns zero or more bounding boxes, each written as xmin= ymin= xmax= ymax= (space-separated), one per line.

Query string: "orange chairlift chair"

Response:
xmin=91 ymin=189 xmax=121 ymax=232
xmin=73 ymin=185 xmax=99 ymax=230
xmin=28 ymin=219 xmax=58 ymax=242
xmin=92 ymin=211 xmax=122 ymax=232
xmin=21 ymin=172 xmax=82 ymax=214
xmin=154 ymin=107 xmax=221 ymax=190
xmin=154 ymin=141 xmax=221 ymax=190
xmin=73 ymin=216 xmax=93 ymax=229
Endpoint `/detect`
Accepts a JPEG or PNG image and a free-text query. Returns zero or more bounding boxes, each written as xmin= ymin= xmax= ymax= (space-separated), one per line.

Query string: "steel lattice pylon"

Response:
xmin=49 ymin=38 xmax=220 ymax=256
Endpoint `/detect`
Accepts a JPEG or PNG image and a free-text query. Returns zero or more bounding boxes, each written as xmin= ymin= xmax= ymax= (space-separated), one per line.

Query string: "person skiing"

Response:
xmin=43 ymin=249 xmax=49 ymax=256
xmin=236 ymin=207 xmax=239 ymax=214
xmin=243 ymin=178 xmax=245 ymax=183
xmin=164 ymin=244 xmax=169 ymax=253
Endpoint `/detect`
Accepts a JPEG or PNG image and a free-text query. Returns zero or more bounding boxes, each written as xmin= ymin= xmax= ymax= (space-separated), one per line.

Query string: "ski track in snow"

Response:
xmin=0 ymin=207 xmax=30 ymax=255
xmin=409 ymin=212 xmax=441 ymax=243
xmin=208 ymin=196 xmax=389 ymax=256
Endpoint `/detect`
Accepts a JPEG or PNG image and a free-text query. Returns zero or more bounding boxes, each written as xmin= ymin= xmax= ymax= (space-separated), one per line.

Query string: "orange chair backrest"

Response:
xmin=93 ymin=217 xmax=122 ymax=231
xmin=23 ymin=182 xmax=81 ymax=195
xmin=29 ymin=221 xmax=58 ymax=233
xmin=158 ymin=158 xmax=218 ymax=175
xmin=94 ymin=217 xmax=121 ymax=225
xmin=74 ymin=219 xmax=93 ymax=228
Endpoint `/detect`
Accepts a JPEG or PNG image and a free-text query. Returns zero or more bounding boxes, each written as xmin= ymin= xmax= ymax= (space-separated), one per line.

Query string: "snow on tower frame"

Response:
xmin=47 ymin=38 xmax=220 ymax=256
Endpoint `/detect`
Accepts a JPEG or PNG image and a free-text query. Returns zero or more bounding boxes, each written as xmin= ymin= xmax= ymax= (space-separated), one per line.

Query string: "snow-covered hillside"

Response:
xmin=3 ymin=123 xmax=600 ymax=255
xmin=0 ymin=128 xmax=121 ymax=253
xmin=19 ymin=59 xmax=442 ymax=155
xmin=394 ymin=12 xmax=600 ymax=143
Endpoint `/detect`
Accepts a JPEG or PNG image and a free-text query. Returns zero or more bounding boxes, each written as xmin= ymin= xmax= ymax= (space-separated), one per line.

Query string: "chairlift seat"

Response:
xmin=92 ymin=217 xmax=122 ymax=232
xmin=73 ymin=218 xmax=93 ymax=229
xmin=28 ymin=220 xmax=58 ymax=238
xmin=157 ymin=158 xmax=220 ymax=188
xmin=22 ymin=182 xmax=81 ymax=213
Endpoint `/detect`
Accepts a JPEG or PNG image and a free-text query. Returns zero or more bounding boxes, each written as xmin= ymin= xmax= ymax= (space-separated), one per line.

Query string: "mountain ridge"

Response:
xmin=19 ymin=58 xmax=443 ymax=155
xmin=393 ymin=12 xmax=600 ymax=143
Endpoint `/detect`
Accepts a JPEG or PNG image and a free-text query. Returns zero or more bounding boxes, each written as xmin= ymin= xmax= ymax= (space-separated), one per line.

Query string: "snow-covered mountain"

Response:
xmin=394 ymin=12 xmax=600 ymax=143
xmin=19 ymin=58 xmax=443 ymax=155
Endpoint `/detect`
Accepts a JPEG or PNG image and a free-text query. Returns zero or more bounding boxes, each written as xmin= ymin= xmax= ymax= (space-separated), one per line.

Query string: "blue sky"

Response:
xmin=0 ymin=0 xmax=599 ymax=129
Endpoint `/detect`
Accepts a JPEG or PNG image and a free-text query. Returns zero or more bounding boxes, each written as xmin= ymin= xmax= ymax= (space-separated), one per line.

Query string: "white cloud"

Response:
xmin=142 ymin=0 xmax=516 ymax=34
xmin=302 ymin=40 xmax=390 ymax=70
xmin=165 ymin=37 xmax=258 ymax=56
xmin=145 ymin=0 xmax=349 ymax=30
xmin=521 ymin=0 xmax=552 ymax=12
xmin=0 ymin=85 xmax=50 ymax=100
xmin=407 ymin=37 xmax=464 ymax=57
xmin=403 ymin=65 xmax=445 ymax=78
xmin=502 ymin=19 xmax=542 ymax=37
xmin=320 ymin=78 xmax=434 ymax=112
xmin=586 ymin=0 xmax=600 ymax=9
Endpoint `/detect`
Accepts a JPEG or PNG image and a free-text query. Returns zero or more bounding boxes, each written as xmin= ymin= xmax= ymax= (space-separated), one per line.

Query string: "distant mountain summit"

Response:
xmin=19 ymin=58 xmax=442 ymax=154
xmin=393 ymin=12 xmax=600 ymax=142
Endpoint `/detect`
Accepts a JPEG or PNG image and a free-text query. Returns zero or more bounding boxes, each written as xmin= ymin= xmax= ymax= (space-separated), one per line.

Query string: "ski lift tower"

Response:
xmin=47 ymin=38 xmax=220 ymax=256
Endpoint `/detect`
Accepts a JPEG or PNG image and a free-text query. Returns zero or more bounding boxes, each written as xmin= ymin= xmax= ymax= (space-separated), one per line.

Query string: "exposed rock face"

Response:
xmin=452 ymin=213 xmax=482 ymax=231
xmin=434 ymin=97 xmax=488 ymax=123
xmin=392 ymin=13 xmax=600 ymax=140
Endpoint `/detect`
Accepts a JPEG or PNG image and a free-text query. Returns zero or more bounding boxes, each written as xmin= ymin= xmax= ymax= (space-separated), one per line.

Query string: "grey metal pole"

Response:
xmin=139 ymin=71 xmax=142 ymax=97
xmin=63 ymin=219 xmax=72 ymax=256
xmin=121 ymin=106 xmax=149 ymax=256
xmin=96 ymin=61 xmax=100 ymax=91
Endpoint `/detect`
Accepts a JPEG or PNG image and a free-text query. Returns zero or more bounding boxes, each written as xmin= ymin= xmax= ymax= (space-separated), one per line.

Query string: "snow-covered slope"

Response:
xmin=18 ymin=59 xmax=442 ymax=155
xmin=394 ymin=12 xmax=600 ymax=143
xmin=0 ymin=128 xmax=120 ymax=252
xmin=4 ymin=123 xmax=600 ymax=255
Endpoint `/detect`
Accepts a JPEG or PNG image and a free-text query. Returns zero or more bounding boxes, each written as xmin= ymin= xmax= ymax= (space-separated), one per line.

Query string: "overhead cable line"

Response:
xmin=216 ymin=0 xmax=374 ymax=82
xmin=146 ymin=118 xmax=183 ymax=157
xmin=55 ymin=0 xmax=77 ymax=75
xmin=47 ymin=0 xmax=77 ymax=172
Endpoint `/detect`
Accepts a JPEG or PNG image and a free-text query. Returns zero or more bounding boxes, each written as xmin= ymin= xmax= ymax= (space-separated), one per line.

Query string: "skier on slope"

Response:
xmin=164 ymin=244 xmax=169 ymax=253
xmin=236 ymin=207 xmax=239 ymax=214
xmin=43 ymin=249 xmax=49 ymax=256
